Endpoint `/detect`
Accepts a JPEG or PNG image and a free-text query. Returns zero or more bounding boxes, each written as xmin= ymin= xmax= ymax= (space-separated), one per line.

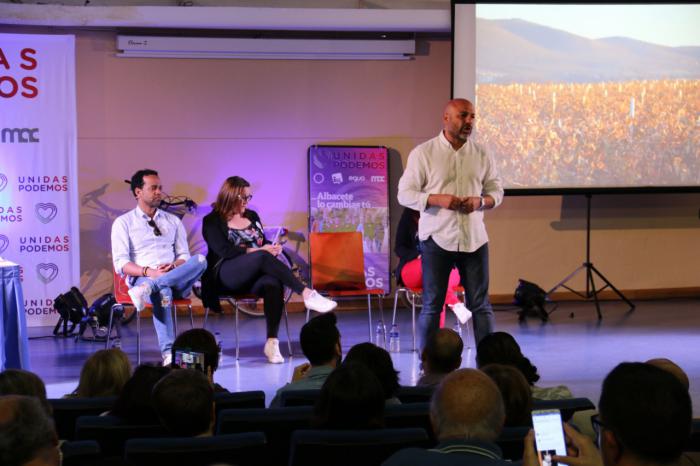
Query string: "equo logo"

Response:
xmin=35 ymin=203 xmax=58 ymax=224
xmin=36 ymin=263 xmax=59 ymax=284
xmin=0 ymin=235 xmax=8 ymax=254
xmin=1 ymin=128 xmax=39 ymax=143
xmin=0 ymin=173 xmax=7 ymax=192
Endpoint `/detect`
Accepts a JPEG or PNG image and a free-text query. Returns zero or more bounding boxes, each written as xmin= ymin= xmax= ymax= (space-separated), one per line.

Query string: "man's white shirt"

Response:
xmin=397 ymin=131 xmax=504 ymax=253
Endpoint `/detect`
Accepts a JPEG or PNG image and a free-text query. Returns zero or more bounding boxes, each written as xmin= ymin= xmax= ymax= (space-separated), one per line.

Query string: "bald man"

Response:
xmin=418 ymin=328 xmax=463 ymax=387
xmin=383 ymin=368 xmax=509 ymax=466
xmin=398 ymin=99 xmax=503 ymax=349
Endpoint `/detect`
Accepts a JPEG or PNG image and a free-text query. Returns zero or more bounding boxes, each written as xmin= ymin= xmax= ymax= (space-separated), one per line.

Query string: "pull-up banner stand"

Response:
xmin=0 ymin=34 xmax=79 ymax=327
xmin=308 ymin=145 xmax=389 ymax=293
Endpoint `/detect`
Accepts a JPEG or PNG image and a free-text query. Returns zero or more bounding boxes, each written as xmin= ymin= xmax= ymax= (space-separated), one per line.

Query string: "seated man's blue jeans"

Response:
xmin=133 ymin=254 xmax=207 ymax=354
xmin=420 ymin=238 xmax=494 ymax=350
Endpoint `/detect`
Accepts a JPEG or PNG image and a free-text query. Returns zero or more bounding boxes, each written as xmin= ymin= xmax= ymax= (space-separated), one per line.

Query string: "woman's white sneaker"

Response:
xmin=264 ymin=338 xmax=284 ymax=364
xmin=450 ymin=302 xmax=472 ymax=325
xmin=303 ymin=290 xmax=337 ymax=313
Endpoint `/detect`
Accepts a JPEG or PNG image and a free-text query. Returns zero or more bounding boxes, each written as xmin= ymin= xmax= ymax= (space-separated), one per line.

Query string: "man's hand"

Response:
xmin=428 ymin=194 xmax=463 ymax=210
xmin=291 ymin=362 xmax=312 ymax=382
xmin=147 ymin=267 xmax=167 ymax=279
xmin=260 ymin=244 xmax=282 ymax=256
xmin=553 ymin=423 xmax=604 ymax=466
xmin=459 ymin=196 xmax=483 ymax=214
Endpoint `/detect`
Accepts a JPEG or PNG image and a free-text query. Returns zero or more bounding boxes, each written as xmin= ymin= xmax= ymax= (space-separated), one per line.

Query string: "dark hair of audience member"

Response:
xmin=70 ymin=348 xmax=132 ymax=398
xmin=344 ymin=342 xmax=400 ymax=400
xmin=422 ymin=328 xmax=463 ymax=374
xmin=152 ymin=369 xmax=214 ymax=437
xmin=476 ymin=332 xmax=540 ymax=385
xmin=110 ymin=364 xmax=172 ymax=424
xmin=0 ymin=395 xmax=59 ymax=466
xmin=481 ymin=363 xmax=533 ymax=427
xmin=0 ymin=369 xmax=52 ymax=416
xmin=212 ymin=175 xmax=251 ymax=220
xmin=599 ymin=362 xmax=691 ymax=463
xmin=130 ymin=168 xmax=159 ymax=196
xmin=173 ymin=328 xmax=221 ymax=375
xmin=313 ymin=362 xmax=385 ymax=430
xmin=300 ymin=313 xmax=341 ymax=366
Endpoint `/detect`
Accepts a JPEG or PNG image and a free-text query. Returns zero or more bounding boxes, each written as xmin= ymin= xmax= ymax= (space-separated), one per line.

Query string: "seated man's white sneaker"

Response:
xmin=162 ymin=351 xmax=172 ymax=367
xmin=451 ymin=302 xmax=472 ymax=325
xmin=128 ymin=282 xmax=152 ymax=311
xmin=264 ymin=339 xmax=285 ymax=364
xmin=303 ymin=290 xmax=337 ymax=313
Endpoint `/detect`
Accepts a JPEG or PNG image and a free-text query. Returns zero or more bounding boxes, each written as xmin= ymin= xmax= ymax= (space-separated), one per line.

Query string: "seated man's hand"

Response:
xmin=523 ymin=424 xmax=603 ymax=466
xmin=428 ymin=194 xmax=463 ymax=210
xmin=292 ymin=362 xmax=311 ymax=382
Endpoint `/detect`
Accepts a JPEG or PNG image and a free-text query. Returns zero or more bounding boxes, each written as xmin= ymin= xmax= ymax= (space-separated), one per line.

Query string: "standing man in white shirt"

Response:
xmin=398 ymin=99 xmax=504 ymax=348
xmin=111 ymin=169 xmax=207 ymax=364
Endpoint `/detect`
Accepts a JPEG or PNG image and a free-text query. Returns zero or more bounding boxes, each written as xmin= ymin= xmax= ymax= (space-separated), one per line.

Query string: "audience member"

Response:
xmin=66 ymin=348 xmax=132 ymax=398
xmin=269 ymin=312 xmax=341 ymax=407
xmin=312 ymin=362 xmax=385 ymax=430
xmin=645 ymin=357 xmax=690 ymax=390
xmin=109 ymin=364 xmax=172 ymax=425
xmin=481 ymin=363 xmax=532 ymax=427
xmin=417 ymin=328 xmax=463 ymax=387
xmin=524 ymin=362 xmax=692 ymax=466
xmin=0 ymin=369 xmax=51 ymax=415
xmin=172 ymin=328 xmax=227 ymax=392
xmin=0 ymin=395 xmax=60 ymax=466
xmin=476 ymin=332 xmax=572 ymax=400
xmin=152 ymin=369 xmax=214 ymax=437
xmin=384 ymin=368 xmax=509 ymax=466
xmin=344 ymin=342 xmax=401 ymax=405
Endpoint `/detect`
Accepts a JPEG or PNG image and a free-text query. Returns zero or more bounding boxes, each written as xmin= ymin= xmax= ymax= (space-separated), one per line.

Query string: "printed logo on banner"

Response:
xmin=313 ymin=173 xmax=325 ymax=184
xmin=19 ymin=175 xmax=68 ymax=193
xmin=371 ymin=176 xmax=386 ymax=183
xmin=331 ymin=173 xmax=343 ymax=184
xmin=0 ymin=173 xmax=7 ymax=192
xmin=35 ymin=203 xmax=58 ymax=224
xmin=0 ymin=235 xmax=9 ymax=254
xmin=36 ymin=263 xmax=59 ymax=284
xmin=19 ymin=235 xmax=70 ymax=253
xmin=0 ymin=206 xmax=23 ymax=222
xmin=0 ymin=128 xmax=40 ymax=143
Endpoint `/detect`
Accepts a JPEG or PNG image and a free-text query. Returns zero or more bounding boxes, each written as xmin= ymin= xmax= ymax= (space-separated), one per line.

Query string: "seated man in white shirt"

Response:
xmin=111 ymin=169 xmax=206 ymax=364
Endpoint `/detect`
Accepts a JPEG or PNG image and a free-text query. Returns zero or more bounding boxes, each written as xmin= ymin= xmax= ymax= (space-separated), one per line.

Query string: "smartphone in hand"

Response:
xmin=172 ymin=347 xmax=206 ymax=372
xmin=532 ymin=409 xmax=567 ymax=466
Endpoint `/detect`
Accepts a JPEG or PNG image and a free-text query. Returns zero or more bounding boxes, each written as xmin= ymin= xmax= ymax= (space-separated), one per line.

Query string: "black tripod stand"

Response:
xmin=547 ymin=194 xmax=635 ymax=319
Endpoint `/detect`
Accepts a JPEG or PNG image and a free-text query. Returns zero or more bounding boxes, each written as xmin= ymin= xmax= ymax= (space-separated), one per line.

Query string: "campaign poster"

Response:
xmin=308 ymin=145 xmax=389 ymax=293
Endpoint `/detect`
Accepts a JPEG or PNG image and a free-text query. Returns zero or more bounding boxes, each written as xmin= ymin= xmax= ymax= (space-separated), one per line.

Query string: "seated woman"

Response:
xmin=395 ymin=207 xmax=470 ymax=327
xmin=202 ymin=176 xmax=337 ymax=364
xmin=64 ymin=348 xmax=131 ymax=398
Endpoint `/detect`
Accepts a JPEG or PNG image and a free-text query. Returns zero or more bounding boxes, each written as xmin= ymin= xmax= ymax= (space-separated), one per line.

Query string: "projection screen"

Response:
xmin=452 ymin=2 xmax=700 ymax=193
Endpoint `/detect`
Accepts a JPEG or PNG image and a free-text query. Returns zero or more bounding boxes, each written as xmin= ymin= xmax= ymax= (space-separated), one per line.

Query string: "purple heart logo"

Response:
xmin=35 ymin=203 xmax=58 ymax=224
xmin=37 ymin=263 xmax=59 ymax=284
xmin=0 ymin=173 xmax=7 ymax=192
xmin=0 ymin=235 xmax=8 ymax=254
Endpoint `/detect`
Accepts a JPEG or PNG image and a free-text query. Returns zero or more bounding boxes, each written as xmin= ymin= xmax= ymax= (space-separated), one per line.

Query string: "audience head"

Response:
xmin=597 ymin=362 xmax=691 ymax=465
xmin=344 ymin=342 xmax=400 ymax=401
xmin=313 ymin=362 xmax=385 ymax=430
xmin=73 ymin=348 xmax=131 ymax=398
xmin=213 ymin=175 xmax=251 ymax=220
xmin=152 ymin=369 xmax=214 ymax=437
xmin=430 ymin=368 xmax=505 ymax=442
xmin=300 ymin=313 xmax=341 ymax=367
xmin=480 ymin=363 xmax=532 ymax=427
xmin=645 ymin=357 xmax=689 ymax=391
xmin=130 ymin=169 xmax=159 ymax=197
xmin=421 ymin=328 xmax=463 ymax=375
xmin=110 ymin=364 xmax=172 ymax=424
xmin=476 ymin=332 xmax=540 ymax=385
xmin=173 ymin=328 xmax=221 ymax=379
xmin=0 ymin=369 xmax=51 ymax=416
xmin=0 ymin=395 xmax=60 ymax=466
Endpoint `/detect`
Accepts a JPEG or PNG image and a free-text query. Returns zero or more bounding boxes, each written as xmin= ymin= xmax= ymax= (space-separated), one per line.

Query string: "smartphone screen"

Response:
xmin=532 ymin=409 xmax=567 ymax=466
xmin=172 ymin=348 xmax=206 ymax=372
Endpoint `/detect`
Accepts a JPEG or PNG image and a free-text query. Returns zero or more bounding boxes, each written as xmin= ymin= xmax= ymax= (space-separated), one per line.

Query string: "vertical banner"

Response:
xmin=0 ymin=34 xmax=79 ymax=326
xmin=308 ymin=145 xmax=389 ymax=293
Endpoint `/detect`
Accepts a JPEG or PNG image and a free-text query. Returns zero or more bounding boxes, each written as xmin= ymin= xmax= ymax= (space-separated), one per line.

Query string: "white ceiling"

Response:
xmin=0 ymin=0 xmax=449 ymax=8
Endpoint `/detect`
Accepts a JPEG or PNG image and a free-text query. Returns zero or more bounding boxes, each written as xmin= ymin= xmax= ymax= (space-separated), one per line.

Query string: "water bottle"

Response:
xmin=375 ymin=320 xmax=386 ymax=348
xmin=389 ymin=324 xmax=400 ymax=353
xmin=453 ymin=320 xmax=463 ymax=339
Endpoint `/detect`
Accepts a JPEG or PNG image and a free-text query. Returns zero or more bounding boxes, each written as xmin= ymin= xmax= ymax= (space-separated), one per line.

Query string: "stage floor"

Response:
xmin=26 ymin=298 xmax=700 ymax=416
